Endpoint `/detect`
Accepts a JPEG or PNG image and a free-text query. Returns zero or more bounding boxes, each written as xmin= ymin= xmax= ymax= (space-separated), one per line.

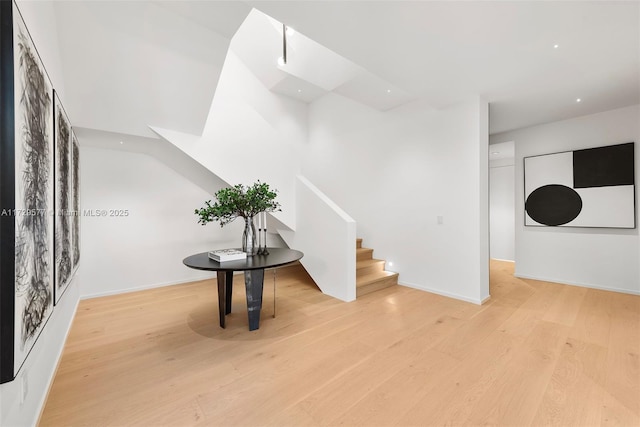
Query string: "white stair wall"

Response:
xmin=279 ymin=176 xmax=356 ymax=302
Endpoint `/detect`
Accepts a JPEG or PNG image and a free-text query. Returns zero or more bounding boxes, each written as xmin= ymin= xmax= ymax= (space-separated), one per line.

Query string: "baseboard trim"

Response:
xmin=80 ymin=275 xmax=219 ymax=300
xmin=81 ymin=264 xmax=305 ymax=300
xmin=490 ymin=258 xmax=514 ymax=263
xmin=514 ymin=273 xmax=640 ymax=296
xmin=398 ymin=281 xmax=485 ymax=305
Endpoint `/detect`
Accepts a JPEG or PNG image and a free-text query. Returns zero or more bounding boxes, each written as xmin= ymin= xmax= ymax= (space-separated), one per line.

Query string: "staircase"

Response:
xmin=356 ymin=238 xmax=398 ymax=297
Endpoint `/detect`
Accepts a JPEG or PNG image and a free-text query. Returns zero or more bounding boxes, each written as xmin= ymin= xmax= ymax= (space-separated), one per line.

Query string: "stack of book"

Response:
xmin=208 ymin=249 xmax=247 ymax=262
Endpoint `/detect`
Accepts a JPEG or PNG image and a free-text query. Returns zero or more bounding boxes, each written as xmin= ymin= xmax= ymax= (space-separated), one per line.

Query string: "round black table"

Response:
xmin=183 ymin=248 xmax=303 ymax=331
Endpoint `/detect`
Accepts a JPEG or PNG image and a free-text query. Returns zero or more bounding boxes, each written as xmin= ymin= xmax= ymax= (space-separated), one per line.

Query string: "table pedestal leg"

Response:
xmin=224 ymin=271 xmax=233 ymax=314
xmin=245 ymin=269 xmax=265 ymax=331
xmin=216 ymin=271 xmax=230 ymax=328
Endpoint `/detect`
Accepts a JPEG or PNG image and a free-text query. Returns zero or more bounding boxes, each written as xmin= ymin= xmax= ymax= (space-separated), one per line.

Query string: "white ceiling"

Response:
xmin=250 ymin=1 xmax=640 ymax=135
xmin=51 ymin=1 xmax=639 ymax=137
xmin=230 ymin=8 xmax=416 ymax=110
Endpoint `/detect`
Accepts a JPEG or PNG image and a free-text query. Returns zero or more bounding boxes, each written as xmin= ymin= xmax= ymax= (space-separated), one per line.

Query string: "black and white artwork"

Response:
xmin=524 ymin=142 xmax=635 ymax=228
xmin=71 ymin=131 xmax=81 ymax=269
xmin=13 ymin=0 xmax=54 ymax=374
xmin=54 ymin=92 xmax=73 ymax=303
xmin=0 ymin=0 xmax=54 ymax=383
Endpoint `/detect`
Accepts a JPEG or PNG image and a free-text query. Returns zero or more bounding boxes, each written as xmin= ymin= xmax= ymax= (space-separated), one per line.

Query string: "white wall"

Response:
xmin=491 ymin=104 xmax=640 ymax=294
xmin=1 ymin=2 xmax=72 ymax=426
xmin=52 ymin=1 xmax=237 ymax=138
xmin=79 ymin=146 xmax=243 ymax=298
xmin=154 ymin=49 xmax=308 ymax=230
xmin=489 ymin=158 xmax=515 ymax=261
xmin=304 ymin=94 xmax=490 ymax=304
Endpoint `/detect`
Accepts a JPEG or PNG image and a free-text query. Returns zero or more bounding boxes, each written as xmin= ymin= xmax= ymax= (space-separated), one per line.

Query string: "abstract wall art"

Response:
xmin=54 ymin=91 xmax=73 ymax=304
xmin=1 ymin=0 xmax=55 ymax=383
xmin=71 ymin=131 xmax=81 ymax=270
xmin=524 ymin=142 xmax=636 ymax=228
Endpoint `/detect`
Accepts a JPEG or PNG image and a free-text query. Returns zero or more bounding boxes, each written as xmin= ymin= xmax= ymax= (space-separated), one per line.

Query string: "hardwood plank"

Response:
xmin=466 ymin=320 xmax=570 ymax=426
xmin=604 ymin=292 xmax=640 ymax=419
xmin=601 ymin=391 xmax=640 ymax=426
xmin=434 ymin=303 xmax=516 ymax=360
xmin=338 ymin=348 xmax=461 ymax=426
xmin=569 ymin=289 xmax=614 ymax=347
xmin=395 ymin=328 xmax=521 ymax=426
xmin=196 ymin=341 xmax=374 ymax=426
xmin=542 ymin=283 xmax=588 ymax=326
xmin=532 ymin=337 xmax=607 ymax=426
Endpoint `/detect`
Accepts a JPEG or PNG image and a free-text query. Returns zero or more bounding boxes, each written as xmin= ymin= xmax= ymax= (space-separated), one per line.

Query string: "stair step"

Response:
xmin=356 ymin=271 xmax=398 ymax=297
xmin=356 ymin=258 xmax=386 ymax=276
xmin=354 ymin=238 xmax=398 ymax=298
xmin=356 ymin=247 xmax=374 ymax=261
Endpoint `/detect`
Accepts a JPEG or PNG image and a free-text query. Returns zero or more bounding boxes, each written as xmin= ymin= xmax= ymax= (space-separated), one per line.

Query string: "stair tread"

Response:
xmin=356 ymin=270 xmax=398 ymax=287
xmin=357 ymin=270 xmax=397 ymax=279
xmin=356 ymin=258 xmax=385 ymax=267
xmin=356 ymin=247 xmax=374 ymax=262
xmin=356 ymin=272 xmax=398 ymax=297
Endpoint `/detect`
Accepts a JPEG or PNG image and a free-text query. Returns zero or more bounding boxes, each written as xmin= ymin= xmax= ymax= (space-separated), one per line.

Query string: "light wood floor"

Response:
xmin=40 ymin=261 xmax=639 ymax=426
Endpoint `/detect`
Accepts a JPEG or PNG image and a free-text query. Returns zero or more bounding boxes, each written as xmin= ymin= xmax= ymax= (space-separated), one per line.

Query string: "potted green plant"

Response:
xmin=195 ymin=181 xmax=280 ymax=255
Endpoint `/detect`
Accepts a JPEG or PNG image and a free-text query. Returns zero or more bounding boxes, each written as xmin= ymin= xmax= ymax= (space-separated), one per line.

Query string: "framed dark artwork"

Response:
xmin=54 ymin=91 xmax=73 ymax=304
xmin=524 ymin=142 xmax=635 ymax=228
xmin=71 ymin=130 xmax=80 ymax=270
xmin=1 ymin=0 xmax=55 ymax=383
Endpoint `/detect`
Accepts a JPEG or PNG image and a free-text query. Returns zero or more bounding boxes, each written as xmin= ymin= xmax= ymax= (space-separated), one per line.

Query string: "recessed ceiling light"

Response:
xmin=119 ymin=141 xmax=124 ymax=145
xmin=576 ymin=98 xmax=582 ymax=103
xmin=491 ymin=151 xmax=500 ymax=155
xmin=386 ymin=89 xmax=391 ymax=93
xmin=297 ymin=89 xmax=302 ymax=93
xmin=553 ymin=44 xmax=559 ymax=49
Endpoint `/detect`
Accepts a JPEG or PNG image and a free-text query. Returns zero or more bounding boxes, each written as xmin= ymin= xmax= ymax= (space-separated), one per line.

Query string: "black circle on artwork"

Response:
xmin=525 ymin=184 xmax=583 ymax=226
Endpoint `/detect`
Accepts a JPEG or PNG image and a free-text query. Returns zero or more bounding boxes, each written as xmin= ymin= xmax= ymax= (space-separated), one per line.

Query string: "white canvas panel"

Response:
xmin=524 ymin=151 xmax=573 ymax=197
xmin=568 ymin=185 xmax=635 ymax=228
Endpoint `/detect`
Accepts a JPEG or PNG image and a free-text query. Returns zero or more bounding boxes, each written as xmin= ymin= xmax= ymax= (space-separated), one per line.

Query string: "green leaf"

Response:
xmin=194 ymin=181 xmax=281 ymax=227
